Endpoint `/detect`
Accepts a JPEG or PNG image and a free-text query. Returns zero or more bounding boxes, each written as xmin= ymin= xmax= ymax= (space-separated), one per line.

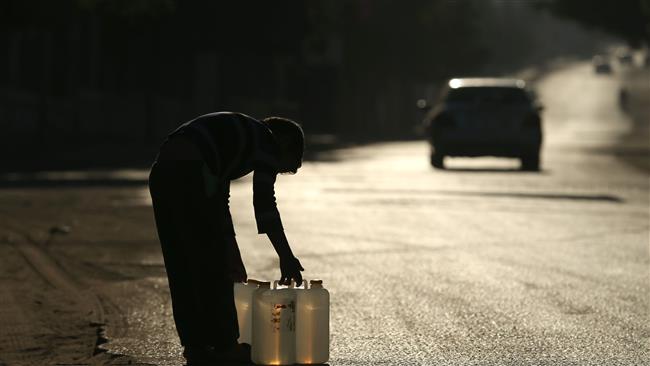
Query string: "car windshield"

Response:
xmin=446 ymin=87 xmax=530 ymax=104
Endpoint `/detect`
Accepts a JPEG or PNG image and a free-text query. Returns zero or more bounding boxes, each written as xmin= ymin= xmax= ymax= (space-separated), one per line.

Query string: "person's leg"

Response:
xmin=149 ymin=162 xmax=239 ymax=353
xmin=196 ymin=185 xmax=240 ymax=351
xmin=150 ymin=163 xmax=204 ymax=347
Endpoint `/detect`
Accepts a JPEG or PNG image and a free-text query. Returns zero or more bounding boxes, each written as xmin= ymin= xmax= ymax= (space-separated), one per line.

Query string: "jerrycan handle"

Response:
xmin=246 ymin=279 xmax=262 ymax=286
xmin=273 ymin=280 xmax=296 ymax=289
xmin=310 ymin=279 xmax=323 ymax=288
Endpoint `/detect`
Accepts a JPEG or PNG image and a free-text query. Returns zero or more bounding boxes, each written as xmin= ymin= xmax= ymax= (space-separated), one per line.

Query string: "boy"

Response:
xmin=148 ymin=112 xmax=305 ymax=365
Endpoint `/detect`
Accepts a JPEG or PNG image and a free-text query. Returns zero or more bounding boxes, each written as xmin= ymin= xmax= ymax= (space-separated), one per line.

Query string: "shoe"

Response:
xmin=225 ymin=343 xmax=251 ymax=364
xmin=183 ymin=345 xmax=219 ymax=365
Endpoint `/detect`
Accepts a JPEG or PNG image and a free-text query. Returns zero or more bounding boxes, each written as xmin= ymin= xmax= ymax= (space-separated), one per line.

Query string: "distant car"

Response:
xmin=593 ymin=55 xmax=612 ymax=74
xmin=422 ymin=78 xmax=543 ymax=171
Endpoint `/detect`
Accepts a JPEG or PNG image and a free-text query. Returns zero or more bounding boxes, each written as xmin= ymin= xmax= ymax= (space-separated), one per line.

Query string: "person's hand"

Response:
xmin=279 ymin=255 xmax=304 ymax=286
xmin=225 ymin=235 xmax=247 ymax=282
xmin=266 ymin=230 xmax=303 ymax=285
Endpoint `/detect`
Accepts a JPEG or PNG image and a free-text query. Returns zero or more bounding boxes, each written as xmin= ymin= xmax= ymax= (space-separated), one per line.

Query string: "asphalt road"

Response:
xmin=0 ymin=60 xmax=648 ymax=366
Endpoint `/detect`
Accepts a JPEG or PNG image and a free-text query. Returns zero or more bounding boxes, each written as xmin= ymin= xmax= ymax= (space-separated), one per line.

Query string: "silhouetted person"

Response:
xmin=148 ymin=112 xmax=305 ymax=365
xmin=618 ymin=87 xmax=629 ymax=111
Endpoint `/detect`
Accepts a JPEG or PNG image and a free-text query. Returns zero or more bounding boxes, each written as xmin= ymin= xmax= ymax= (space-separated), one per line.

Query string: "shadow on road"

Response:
xmin=0 ymin=177 xmax=149 ymax=188
xmin=2 ymin=134 xmax=350 ymax=170
xmin=326 ymin=187 xmax=623 ymax=203
xmin=441 ymin=167 xmax=547 ymax=174
xmin=453 ymin=190 xmax=623 ymax=202
xmin=0 ymin=135 xmax=353 ymax=188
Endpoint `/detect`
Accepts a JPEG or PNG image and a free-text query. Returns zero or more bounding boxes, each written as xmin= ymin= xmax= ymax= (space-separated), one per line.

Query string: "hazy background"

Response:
xmin=0 ymin=0 xmax=647 ymax=169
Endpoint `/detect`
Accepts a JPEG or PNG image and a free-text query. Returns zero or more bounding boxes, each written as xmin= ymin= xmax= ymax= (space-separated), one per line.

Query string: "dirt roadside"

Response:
xmin=0 ymin=192 xmax=155 ymax=365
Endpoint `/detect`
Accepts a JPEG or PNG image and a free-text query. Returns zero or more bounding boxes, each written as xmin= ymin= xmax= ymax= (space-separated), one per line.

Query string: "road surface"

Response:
xmin=0 ymin=60 xmax=648 ymax=365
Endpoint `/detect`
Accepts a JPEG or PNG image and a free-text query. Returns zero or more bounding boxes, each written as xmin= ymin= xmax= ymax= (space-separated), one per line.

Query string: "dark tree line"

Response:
xmin=539 ymin=0 xmax=650 ymax=46
xmin=0 ymin=0 xmax=640 ymax=152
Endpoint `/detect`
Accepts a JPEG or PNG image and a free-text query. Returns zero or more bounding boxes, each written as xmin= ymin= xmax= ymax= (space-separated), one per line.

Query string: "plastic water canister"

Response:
xmin=296 ymin=279 xmax=330 ymax=364
xmin=252 ymin=281 xmax=296 ymax=365
xmin=234 ymin=280 xmax=261 ymax=344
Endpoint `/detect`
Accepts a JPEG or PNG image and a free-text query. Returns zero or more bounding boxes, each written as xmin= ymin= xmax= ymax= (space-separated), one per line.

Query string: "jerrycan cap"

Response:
xmin=310 ymin=279 xmax=323 ymax=288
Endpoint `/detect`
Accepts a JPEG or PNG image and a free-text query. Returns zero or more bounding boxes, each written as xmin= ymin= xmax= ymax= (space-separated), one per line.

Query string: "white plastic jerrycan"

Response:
xmin=296 ymin=279 xmax=330 ymax=364
xmin=234 ymin=279 xmax=261 ymax=344
xmin=252 ymin=281 xmax=297 ymax=365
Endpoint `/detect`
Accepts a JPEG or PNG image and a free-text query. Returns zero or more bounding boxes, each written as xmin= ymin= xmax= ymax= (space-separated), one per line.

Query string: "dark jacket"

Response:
xmin=169 ymin=112 xmax=283 ymax=234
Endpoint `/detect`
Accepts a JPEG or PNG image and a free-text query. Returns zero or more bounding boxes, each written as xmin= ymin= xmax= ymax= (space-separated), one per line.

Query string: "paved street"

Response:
xmin=0 ymin=60 xmax=648 ymax=365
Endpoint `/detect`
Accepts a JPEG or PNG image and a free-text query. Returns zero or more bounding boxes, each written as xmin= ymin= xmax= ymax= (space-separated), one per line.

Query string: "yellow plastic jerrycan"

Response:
xmin=234 ymin=279 xmax=261 ymax=344
xmin=252 ymin=281 xmax=296 ymax=365
xmin=296 ymin=279 xmax=330 ymax=364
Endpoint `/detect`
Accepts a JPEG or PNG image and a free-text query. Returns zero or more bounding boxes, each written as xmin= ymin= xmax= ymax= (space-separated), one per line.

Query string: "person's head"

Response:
xmin=262 ymin=117 xmax=304 ymax=174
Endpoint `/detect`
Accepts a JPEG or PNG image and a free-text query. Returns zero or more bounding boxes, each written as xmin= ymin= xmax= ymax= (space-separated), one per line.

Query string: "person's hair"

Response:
xmin=262 ymin=117 xmax=304 ymax=173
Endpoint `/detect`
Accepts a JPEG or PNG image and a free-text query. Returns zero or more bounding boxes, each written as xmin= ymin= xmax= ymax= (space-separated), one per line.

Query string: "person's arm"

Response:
xmin=221 ymin=180 xmax=236 ymax=236
xmin=267 ymin=230 xmax=304 ymax=285
xmin=252 ymin=168 xmax=283 ymax=233
xmin=253 ymin=168 xmax=304 ymax=284
xmin=225 ymin=235 xmax=247 ymax=282
xmin=221 ymin=180 xmax=247 ymax=282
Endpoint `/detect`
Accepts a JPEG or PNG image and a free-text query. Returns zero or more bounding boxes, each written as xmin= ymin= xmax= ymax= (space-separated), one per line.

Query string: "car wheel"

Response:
xmin=431 ymin=152 xmax=445 ymax=169
xmin=520 ymin=154 xmax=540 ymax=171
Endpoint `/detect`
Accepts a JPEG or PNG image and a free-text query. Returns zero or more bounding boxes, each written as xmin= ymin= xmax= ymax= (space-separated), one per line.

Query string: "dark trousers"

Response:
xmin=148 ymin=161 xmax=239 ymax=350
